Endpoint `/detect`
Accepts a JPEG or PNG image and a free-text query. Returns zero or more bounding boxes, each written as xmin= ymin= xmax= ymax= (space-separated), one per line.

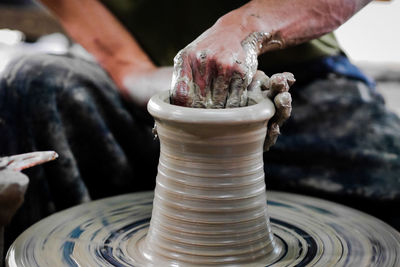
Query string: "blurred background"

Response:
xmin=0 ymin=0 xmax=398 ymax=113
xmin=335 ymin=0 xmax=400 ymax=115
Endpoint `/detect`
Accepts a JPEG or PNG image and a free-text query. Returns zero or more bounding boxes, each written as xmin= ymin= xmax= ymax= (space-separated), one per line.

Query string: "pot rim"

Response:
xmin=147 ymin=91 xmax=275 ymax=125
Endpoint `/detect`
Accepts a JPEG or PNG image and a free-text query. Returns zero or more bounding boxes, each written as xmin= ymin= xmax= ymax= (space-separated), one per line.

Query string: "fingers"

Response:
xmin=264 ymin=72 xmax=294 ymax=151
xmin=210 ymin=67 xmax=230 ymax=108
xmin=2 ymin=151 xmax=59 ymax=172
xmin=263 ymin=92 xmax=292 ymax=151
xmin=266 ymin=72 xmax=295 ymax=99
xmin=226 ymin=72 xmax=247 ymax=108
xmin=264 ymin=123 xmax=280 ymax=151
xmin=170 ymin=50 xmax=194 ymax=107
xmin=195 ymin=53 xmax=247 ymax=108
xmin=248 ymin=70 xmax=270 ymax=91
xmin=247 ymin=70 xmax=269 ymax=105
xmin=191 ymin=50 xmax=213 ymax=108
xmin=171 ymin=49 xmax=241 ymax=108
xmin=266 ymin=72 xmax=294 ymax=127
xmin=191 ymin=52 xmax=233 ymax=108
xmin=273 ymin=92 xmax=292 ymax=127
xmin=263 ymin=91 xmax=292 ymax=150
xmin=285 ymin=72 xmax=296 ymax=87
xmin=170 ymin=47 xmax=252 ymax=108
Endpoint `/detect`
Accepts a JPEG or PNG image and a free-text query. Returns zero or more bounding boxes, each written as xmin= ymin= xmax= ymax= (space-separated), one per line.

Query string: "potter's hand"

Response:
xmin=170 ymin=19 xmax=273 ymax=108
xmin=0 ymin=151 xmax=58 ymax=225
xmin=0 ymin=151 xmax=58 ymax=172
xmin=169 ymin=0 xmax=371 ymax=106
xmin=122 ymin=67 xmax=173 ymax=107
xmin=247 ymin=71 xmax=295 ymax=151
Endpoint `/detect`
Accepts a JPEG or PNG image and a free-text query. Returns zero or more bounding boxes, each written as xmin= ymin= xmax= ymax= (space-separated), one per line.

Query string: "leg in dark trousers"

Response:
xmin=264 ymin=58 xmax=400 ymax=229
xmin=0 ymin=54 xmax=159 ymax=251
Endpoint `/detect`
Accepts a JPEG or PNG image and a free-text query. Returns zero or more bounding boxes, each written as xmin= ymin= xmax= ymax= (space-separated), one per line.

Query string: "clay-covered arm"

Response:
xmin=171 ymin=0 xmax=372 ymax=107
xmin=228 ymin=0 xmax=372 ymax=54
xmin=38 ymin=0 xmax=156 ymax=95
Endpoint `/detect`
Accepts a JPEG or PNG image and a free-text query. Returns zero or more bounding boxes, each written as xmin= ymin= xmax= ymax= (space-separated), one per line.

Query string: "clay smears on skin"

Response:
xmin=170 ymin=30 xmax=285 ymax=109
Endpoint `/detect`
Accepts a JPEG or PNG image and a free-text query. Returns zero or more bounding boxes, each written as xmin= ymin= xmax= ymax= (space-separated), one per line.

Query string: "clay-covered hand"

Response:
xmin=122 ymin=67 xmax=173 ymax=107
xmin=247 ymin=71 xmax=295 ymax=151
xmin=0 ymin=151 xmax=58 ymax=225
xmin=170 ymin=19 xmax=272 ymax=108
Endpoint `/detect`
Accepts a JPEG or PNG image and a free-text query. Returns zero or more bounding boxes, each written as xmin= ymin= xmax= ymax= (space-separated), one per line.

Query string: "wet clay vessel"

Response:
xmin=6 ymin=92 xmax=400 ymax=266
xmin=137 ymin=91 xmax=279 ymax=265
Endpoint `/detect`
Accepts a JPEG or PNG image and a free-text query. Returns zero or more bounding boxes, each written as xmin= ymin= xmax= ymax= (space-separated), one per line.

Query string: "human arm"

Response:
xmin=170 ymin=0 xmax=372 ymax=107
xmin=39 ymin=0 xmax=170 ymax=106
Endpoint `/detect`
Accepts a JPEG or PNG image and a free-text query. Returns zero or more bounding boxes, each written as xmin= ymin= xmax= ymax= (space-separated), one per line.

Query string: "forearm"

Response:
xmin=39 ymin=0 xmax=155 ymax=88
xmin=217 ymin=0 xmax=372 ymax=55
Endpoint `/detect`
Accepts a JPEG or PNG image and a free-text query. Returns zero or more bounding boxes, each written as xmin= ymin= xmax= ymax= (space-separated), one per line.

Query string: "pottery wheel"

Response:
xmin=7 ymin=191 xmax=400 ymax=266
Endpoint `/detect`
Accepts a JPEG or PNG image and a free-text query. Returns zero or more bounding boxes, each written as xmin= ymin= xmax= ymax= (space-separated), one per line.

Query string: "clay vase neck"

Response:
xmin=139 ymin=92 xmax=281 ymax=266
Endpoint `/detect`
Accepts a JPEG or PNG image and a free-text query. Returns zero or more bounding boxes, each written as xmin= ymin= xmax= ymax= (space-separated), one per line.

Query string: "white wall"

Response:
xmin=335 ymin=0 xmax=400 ymax=64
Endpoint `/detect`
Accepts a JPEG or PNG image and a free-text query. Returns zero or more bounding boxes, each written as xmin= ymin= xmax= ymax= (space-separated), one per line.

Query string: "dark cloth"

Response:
xmin=264 ymin=55 xmax=400 ymax=228
xmin=1 ymin=52 xmax=400 ymax=254
xmin=0 ymin=54 xmax=159 ymax=250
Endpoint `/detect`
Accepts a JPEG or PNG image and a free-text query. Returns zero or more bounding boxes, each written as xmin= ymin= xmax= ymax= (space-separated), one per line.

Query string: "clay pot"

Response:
xmin=137 ymin=91 xmax=281 ymax=265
